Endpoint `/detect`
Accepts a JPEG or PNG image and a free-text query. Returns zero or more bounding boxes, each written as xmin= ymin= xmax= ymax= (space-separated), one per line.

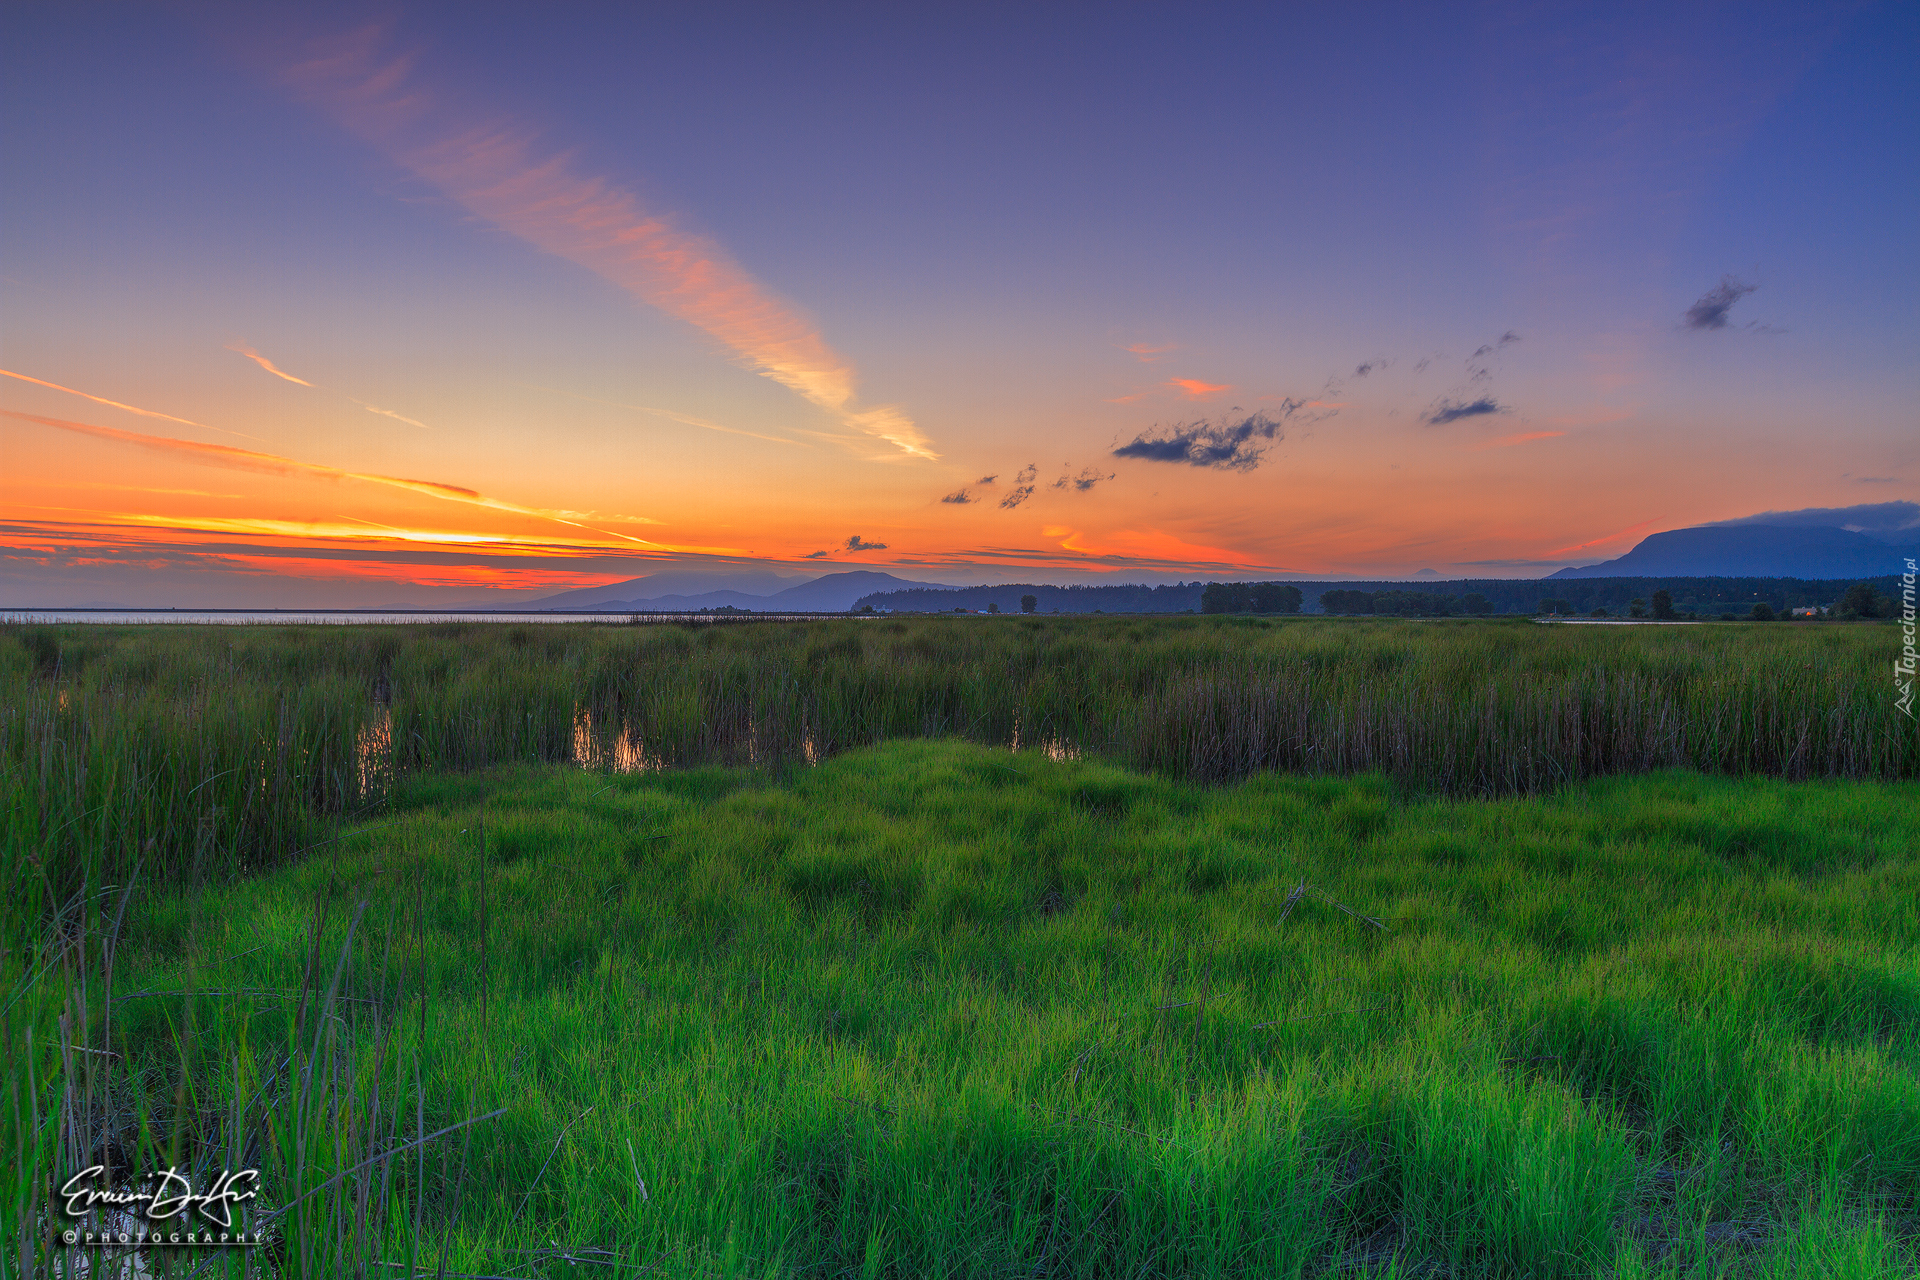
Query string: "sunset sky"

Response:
xmin=3 ymin=2 xmax=1915 ymax=605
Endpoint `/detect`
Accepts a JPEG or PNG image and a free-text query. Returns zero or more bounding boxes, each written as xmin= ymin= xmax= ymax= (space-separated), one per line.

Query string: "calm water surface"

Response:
xmin=4 ymin=610 xmax=853 ymax=625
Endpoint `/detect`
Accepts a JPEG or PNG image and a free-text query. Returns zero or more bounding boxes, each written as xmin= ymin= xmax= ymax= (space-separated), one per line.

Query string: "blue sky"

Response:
xmin=3 ymin=1 xmax=1914 ymax=603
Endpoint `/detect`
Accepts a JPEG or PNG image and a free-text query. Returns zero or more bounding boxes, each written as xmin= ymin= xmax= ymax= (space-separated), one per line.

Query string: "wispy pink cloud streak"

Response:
xmin=0 ymin=368 xmax=260 ymax=440
xmin=226 ymin=342 xmax=314 ymax=386
xmin=285 ymin=27 xmax=933 ymax=459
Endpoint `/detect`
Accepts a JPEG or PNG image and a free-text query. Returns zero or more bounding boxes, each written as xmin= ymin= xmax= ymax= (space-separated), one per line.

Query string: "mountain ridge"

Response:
xmin=1550 ymin=523 xmax=1919 ymax=580
xmin=541 ymin=570 xmax=960 ymax=612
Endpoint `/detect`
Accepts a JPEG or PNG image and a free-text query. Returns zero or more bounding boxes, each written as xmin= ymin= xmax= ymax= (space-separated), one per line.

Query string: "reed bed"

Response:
xmin=3 ymin=616 xmax=1912 ymax=911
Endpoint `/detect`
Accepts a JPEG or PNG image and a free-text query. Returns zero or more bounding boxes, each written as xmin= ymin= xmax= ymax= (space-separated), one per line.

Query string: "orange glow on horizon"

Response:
xmin=2 ymin=408 xmax=663 ymax=542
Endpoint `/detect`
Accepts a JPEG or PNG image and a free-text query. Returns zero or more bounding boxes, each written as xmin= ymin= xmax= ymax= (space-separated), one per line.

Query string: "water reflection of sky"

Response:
xmin=4 ymin=611 xmax=858 ymax=625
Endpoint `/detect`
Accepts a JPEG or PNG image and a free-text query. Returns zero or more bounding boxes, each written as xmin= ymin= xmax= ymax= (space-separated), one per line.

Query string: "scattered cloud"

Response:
xmin=1105 ymin=391 xmax=1151 ymax=404
xmin=1167 ymin=378 xmax=1232 ymax=400
xmin=1121 ymin=343 xmax=1178 ymax=362
xmin=842 ymin=534 xmax=888 ymax=552
xmin=1352 ymin=358 xmax=1390 ymax=379
xmin=0 ymin=368 xmax=259 ymax=440
xmin=286 ymin=26 xmax=932 ymax=458
xmin=995 ymin=465 xmax=1039 ymax=509
xmin=1423 ymin=397 xmax=1505 ymax=426
xmin=804 ymin=550 xmax=828 ymax=558
xmin=1703 ymin=501 xmax=1920 ymax=540
xmin=1856 ymin=476 xmax=1899 ymax=484
xmin=1469 ymin=331 xmax=1521 ymax=360
xmin=226 ymin=342 xmax=314 ymax=387
xmin=1111 ymin=406 xmax=1296 ymax=471
xmin=360 ymin=403 xmax=431 ymax=430
xmin=976 ymin=474 xmax=997 ymax=486
xmin=1683 ymin=276 xmax=1758 ymax=330
xmin=1051 ymin=466 xmax=1115 ymax=492
xmin=940 ymin=489 xmax=975 ymax=504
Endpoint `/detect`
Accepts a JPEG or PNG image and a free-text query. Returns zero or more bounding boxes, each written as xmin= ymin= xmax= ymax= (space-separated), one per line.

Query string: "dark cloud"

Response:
xmin=1684 ymin=277 xmax=1758 ymax=330
xmin=1423 ymin=397 xmax=1505 ymax=425
xmin=1413 ymin=355 xmax=1436 ymax=374
xmin=1111 ymin=406 xmax=1296 ymax=471
xmin=976 ymin=475 xmax=998 ymax=485
xmin=1469 ymin=331 xmax=1521 ymax=359
xmin=1353 ymin=358 xmax=1389 ymax=379
xmin=843 ymin=535 xmax=888 ymax=552
xmin=1703 ymin=501 xmax=1920 ymax=541
xmin=1014 ymin=463 xmax=1037 ymax=484
xmin=1051 ymin=466 xmax=1116 ymax=492
xmin=999 ymin=485 xmax=1035 ymax=510
xmin=940 ymin=489 xmax=975 ymax=504
xmin=805 ymin=550 xmax=828 ymax=558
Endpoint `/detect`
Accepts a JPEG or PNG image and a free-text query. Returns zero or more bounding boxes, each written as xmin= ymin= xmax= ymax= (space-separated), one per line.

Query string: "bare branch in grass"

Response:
xmin=1253 ymin=1004 xmax=1388 ymax=1029
xmin=1276 ymin=881 xmax=1390 ymax=931
xmin=513 ymin=1105 xmax=597 ymax=1226
xmin=1027 ymin=1103 xmax=1193 ymax=1151
xmin=257 ymin=1107 xmax=508 ymax=1227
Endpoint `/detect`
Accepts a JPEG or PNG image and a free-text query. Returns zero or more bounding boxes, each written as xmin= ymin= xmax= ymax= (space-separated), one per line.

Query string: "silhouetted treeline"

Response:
xmin=856 ymin=582 xmax=1205 ymax=613
xmin=1305 ymin=576 xmax=1902 ymax=616
xmin=1200 ymin=582 xmax=1302 ymax=614
xmin=1320 ymin=588 xmax=1490 ymax=616
xmin=859 ymin=575 xmax=1902 ymax=617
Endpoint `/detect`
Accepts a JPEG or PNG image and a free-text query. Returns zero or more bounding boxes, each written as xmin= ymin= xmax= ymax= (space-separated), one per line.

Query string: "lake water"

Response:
xmin=2 ymin=610 xmax=854 ymax=625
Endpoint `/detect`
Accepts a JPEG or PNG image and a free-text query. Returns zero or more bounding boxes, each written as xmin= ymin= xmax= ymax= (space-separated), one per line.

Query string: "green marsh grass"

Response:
xmin=3 ymin=617 xmax=1916 ymax=1276
xmin=9 ymin=743 xmax=1918 ymax=1276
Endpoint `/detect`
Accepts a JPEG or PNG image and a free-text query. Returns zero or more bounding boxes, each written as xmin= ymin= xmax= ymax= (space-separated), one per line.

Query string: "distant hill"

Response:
xmin=760 ymin=571 xmax=957 ymax=611
xmin=1551 ymin=524 xmax=1919 ymax=580
xmin=558 ymin=570 xmax=959 ymax=613
xmin=528 ymin=567 xmax=810 ymax=609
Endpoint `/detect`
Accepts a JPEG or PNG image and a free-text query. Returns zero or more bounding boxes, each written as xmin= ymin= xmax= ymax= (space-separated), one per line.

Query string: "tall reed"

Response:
xmin=4 ymin=616 xmax=1911 ymax=922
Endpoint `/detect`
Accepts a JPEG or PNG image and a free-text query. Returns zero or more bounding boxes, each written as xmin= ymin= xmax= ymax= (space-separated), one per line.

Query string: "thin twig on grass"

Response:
xmin=1027 ymin=1103 xmax=1192 ymax=1151
xmin=258 ymin=1107 xmax=509 ymax=1227
xmin=1277 ymin=880 xmax=1307 ymax=925
xmin=1253 ymin=1004 xmax=1388 ymax=1029
xmin=512 ymin=1104 xmax=597 ymax=1225
xmin=1276 ymin=881 xmax=1390 ymax=931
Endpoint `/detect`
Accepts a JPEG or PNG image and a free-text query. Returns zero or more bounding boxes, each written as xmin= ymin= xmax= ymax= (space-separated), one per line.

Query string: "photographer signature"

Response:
xmin=60 ymin=1167 xmax=259 ymax=1227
